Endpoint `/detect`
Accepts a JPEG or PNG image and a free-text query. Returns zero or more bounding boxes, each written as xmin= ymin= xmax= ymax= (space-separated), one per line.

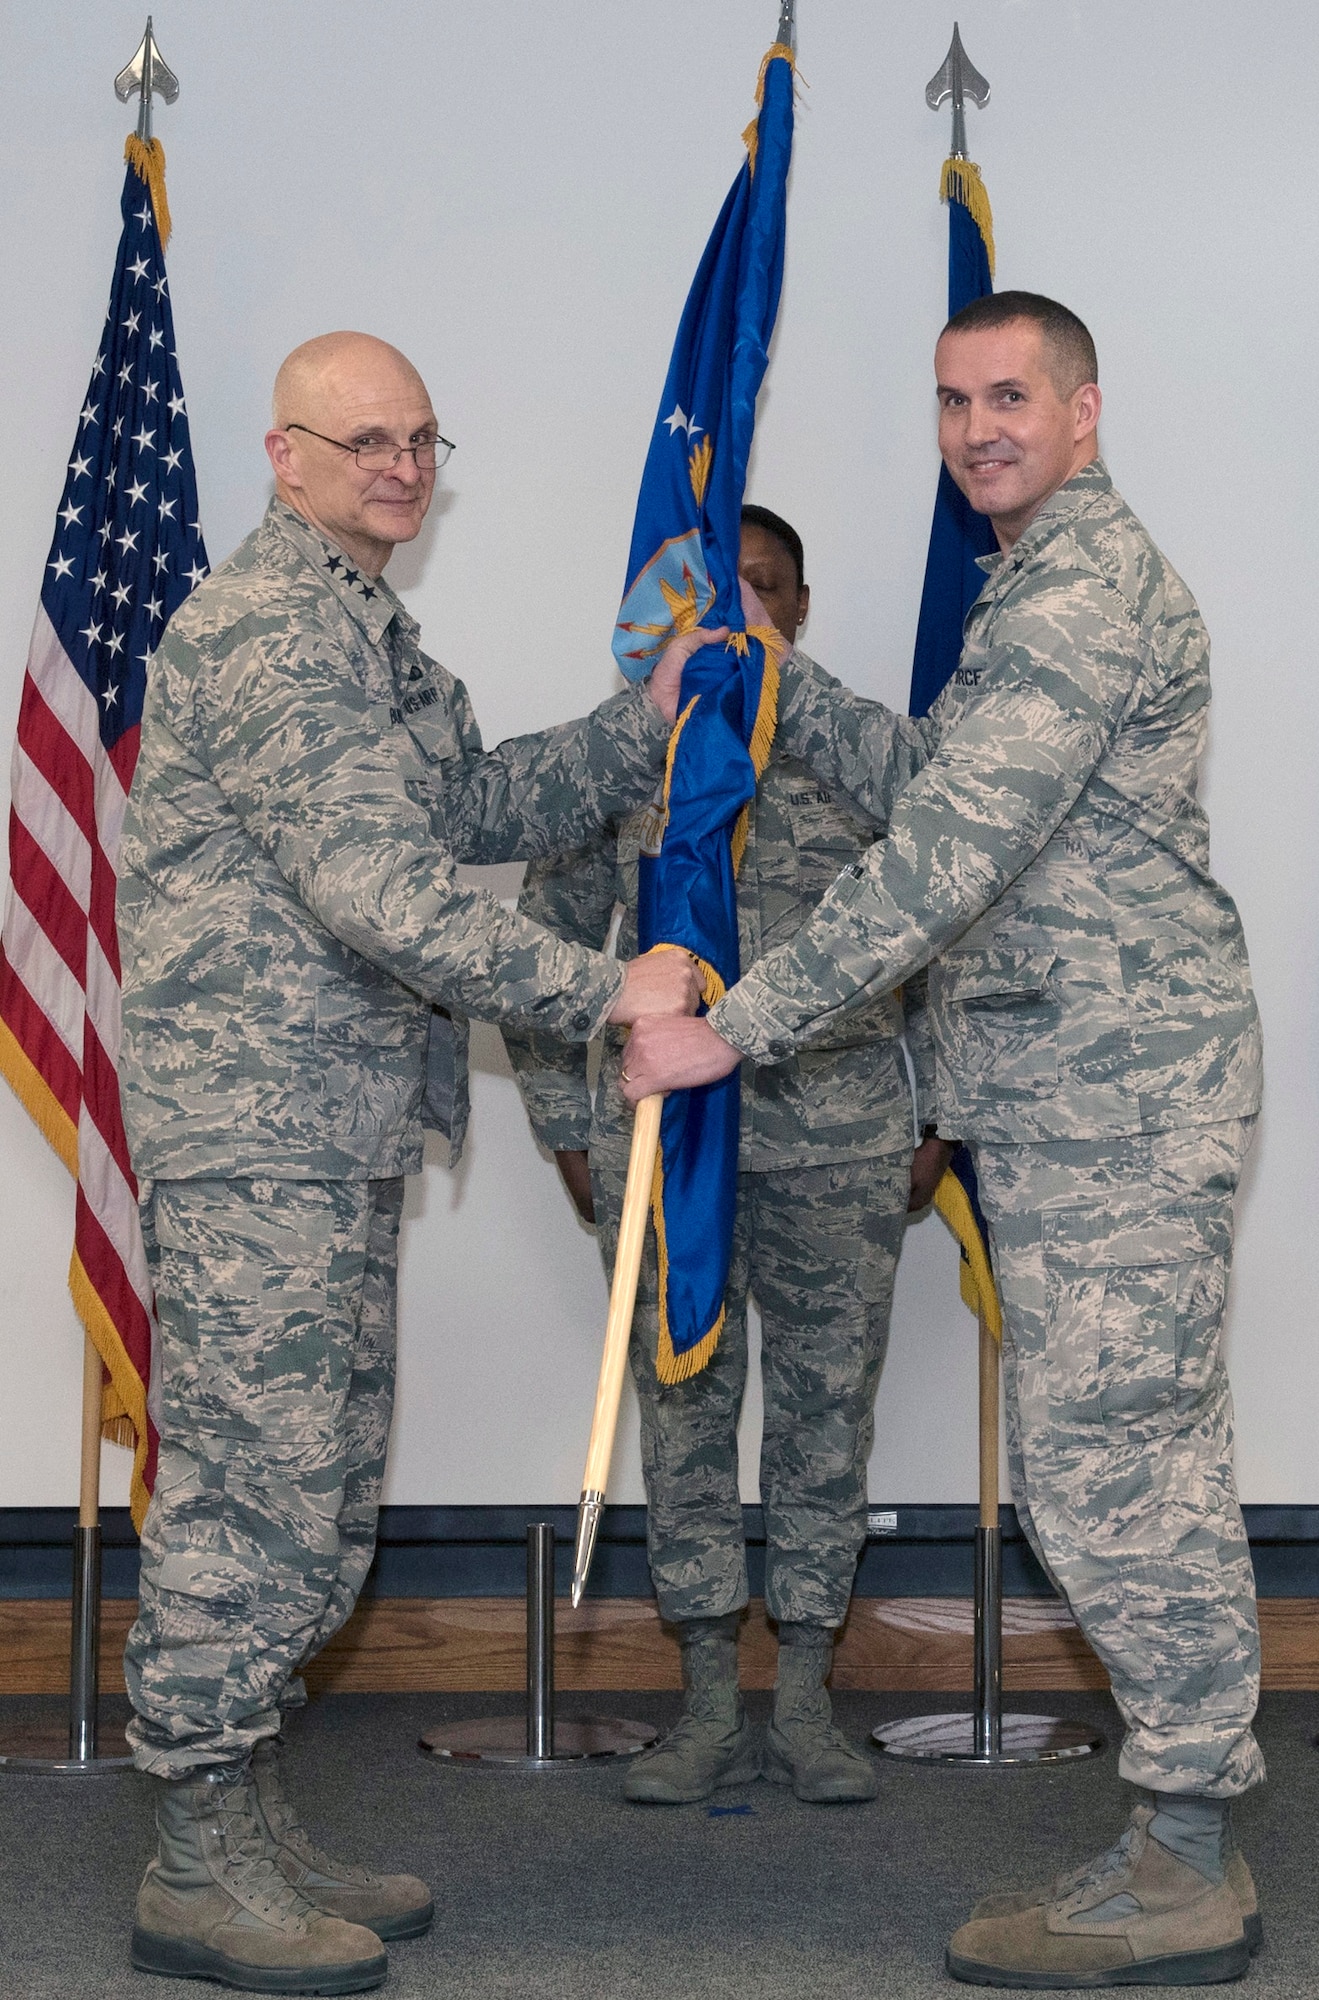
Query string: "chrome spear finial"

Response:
xmin=115 ymin=17 xmax=179 ymax=145
xmin=926 ymin=22 xmax=989 ymax=160
xmin=570 ymin=1489 xmax=605 ymax=1610
xmin=776 ymin=0 xmax=796 ymax=55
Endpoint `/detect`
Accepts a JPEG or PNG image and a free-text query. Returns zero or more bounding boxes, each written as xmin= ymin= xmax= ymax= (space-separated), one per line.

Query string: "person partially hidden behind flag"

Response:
xmin=621 ymin=295 xmax=1265 ymax=1988
xmin=506 ymin=504 xmax=952 ymax=1808
xmin=115 ymin=330 xmax=709 ymax=1995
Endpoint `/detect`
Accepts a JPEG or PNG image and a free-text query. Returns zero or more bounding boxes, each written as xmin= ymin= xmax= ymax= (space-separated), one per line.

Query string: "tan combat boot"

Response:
xmin=624 ymin=1615 xmax=760 ymax=1804
xmin=132 ymin=1765 xmax=387 ymax=1993
xmin=947 ymin=1808 xmax=1250 ymax=1987
xmin=762 ymin=1628 xmax=878 ymax=1803
xmin=250 ymin=1734 xmax=434 ymax=1939
xmin=969 ymin=1801 xmax=1262 ymax=1957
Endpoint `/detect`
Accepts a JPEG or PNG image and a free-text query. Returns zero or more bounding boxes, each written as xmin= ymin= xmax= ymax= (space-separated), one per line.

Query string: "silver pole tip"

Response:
xmin=571 ymin=1491 xmax=605 ymax=1609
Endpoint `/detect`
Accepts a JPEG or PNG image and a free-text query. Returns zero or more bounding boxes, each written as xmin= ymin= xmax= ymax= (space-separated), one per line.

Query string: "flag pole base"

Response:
xmin=872 ymin=1524 xmax=1103 ymax=1766
xmin=418 ymin=1714 xmax=657 ymax=1768
xmin=0 ymin=1732 xmax=133 ymax=1776
xmin=0 ymin=1523 xmax=134 ymax=1776
xmin=419 ymin=1522 xmax=656 ymax=1769
xmin=871 ymin=1712 xmax=1103 ymax=1765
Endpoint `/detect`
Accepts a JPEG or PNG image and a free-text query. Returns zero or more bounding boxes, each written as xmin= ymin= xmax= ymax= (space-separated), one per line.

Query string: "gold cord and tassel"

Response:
xmin=940 ymin=155 xmax=995 ymax=276
xmin=124 ymin=133 xmax=172 ymax=248
xmin=742 ymin=39 xmax=798 ymax=174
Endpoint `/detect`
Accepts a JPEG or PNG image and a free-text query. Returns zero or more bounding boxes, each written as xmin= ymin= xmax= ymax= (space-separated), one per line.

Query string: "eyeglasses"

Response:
xmin=284 ymin=422 xmax=455 ymax=472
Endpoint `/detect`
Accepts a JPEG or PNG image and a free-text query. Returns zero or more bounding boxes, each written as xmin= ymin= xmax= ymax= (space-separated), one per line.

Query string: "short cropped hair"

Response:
xmin=741 ymin=503 xmax=806 ymax=591
xmin=942 ymin=290 xmax=1098 ymax=396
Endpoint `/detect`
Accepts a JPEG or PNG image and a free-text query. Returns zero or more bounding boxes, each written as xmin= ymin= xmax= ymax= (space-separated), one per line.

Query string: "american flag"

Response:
xmin=0 ymin=144 xmax=207 ymax=1527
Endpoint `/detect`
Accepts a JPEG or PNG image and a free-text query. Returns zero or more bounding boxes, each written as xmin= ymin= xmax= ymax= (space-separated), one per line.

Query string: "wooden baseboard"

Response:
xmin=2 ymin=1595 xmax=1316 ymax=1696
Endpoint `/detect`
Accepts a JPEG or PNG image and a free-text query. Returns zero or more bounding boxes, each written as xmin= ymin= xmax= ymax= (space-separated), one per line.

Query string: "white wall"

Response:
xmin=0 ymin=0 xmax=1313 ymax=1510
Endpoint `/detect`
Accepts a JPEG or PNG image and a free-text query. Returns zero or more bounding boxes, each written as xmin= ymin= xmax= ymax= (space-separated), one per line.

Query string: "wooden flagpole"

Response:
xmin=570 ymin=1093 xmax=663 ymax=1606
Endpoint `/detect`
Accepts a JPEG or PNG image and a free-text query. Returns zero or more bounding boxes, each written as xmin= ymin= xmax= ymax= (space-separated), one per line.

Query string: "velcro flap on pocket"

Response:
xmin=315 ymin=987 xmax=415 ymax=1047
xmin=154 ymin=1551 xmax=256 ymax=1606
xmin=1043 ymin=1201 xmax=1232 ymax=1270
xmin=940 ymin=948 xmax=1057 ymax=1001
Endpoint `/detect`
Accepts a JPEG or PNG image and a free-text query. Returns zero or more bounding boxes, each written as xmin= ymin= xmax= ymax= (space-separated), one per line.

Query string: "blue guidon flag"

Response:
xmin=612 ymin=37 xmax=794 ymax=1383
xmin=911 ymin=148 xmax=1002 ymax=1339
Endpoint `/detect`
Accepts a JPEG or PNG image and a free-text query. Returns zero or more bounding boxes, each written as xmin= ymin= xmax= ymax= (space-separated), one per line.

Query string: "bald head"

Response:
xmin=265 ymin=331 xmax=439 ymax=576
xmin=271 ymin=331 xmax=428 ymax=430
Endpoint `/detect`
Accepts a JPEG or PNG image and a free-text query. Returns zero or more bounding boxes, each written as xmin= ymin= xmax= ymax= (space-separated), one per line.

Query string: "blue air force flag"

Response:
xmin=614 ymin=40 xmax=794 ymax=1383
xmin=910 ymin=152 xmax=1002 ymax=1338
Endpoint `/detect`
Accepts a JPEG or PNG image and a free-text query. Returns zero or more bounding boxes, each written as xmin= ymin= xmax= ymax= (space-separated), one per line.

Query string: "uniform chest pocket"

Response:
xmin=786 ymin=787 xmax=872 ymax=902
xmin=936 ymin=947 xmax=1060 ymax=1095
xmin=402 ymin=701 xmax=460 ymax=765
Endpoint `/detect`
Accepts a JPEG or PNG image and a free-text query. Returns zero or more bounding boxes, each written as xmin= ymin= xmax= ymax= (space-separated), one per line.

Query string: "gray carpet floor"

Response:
xmin=0 ymin=1689 xmax=1314 ymax=1999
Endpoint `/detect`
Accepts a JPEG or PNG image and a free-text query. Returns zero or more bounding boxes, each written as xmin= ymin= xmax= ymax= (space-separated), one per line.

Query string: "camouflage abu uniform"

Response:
xmin=711 ymin=462 xmax=1264 ymax=1797
xmin=118 ymin=498 xmax=671 ymax=1775
xmin=505 ymin=649 xmax=932 ymax=1627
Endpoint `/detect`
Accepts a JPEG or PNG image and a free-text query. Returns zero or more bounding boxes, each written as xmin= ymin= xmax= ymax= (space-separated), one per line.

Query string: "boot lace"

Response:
xmin=1053 ymin=1807 xmax=1152 ymax=1906
xmin=210 ymin=1776 xmax=317 ymax=1923
xmin=257 ymin=1754 xmax=376 ymax=1885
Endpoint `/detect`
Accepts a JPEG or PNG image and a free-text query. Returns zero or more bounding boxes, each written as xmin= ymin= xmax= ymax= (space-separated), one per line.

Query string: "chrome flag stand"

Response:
xmin=0 ymin=1340 xmax=131 ymax=1774
xmin=419 ymin=1524 xmax=657 ymax=1768
xmin=872 ymin=1315 xmax=1102 ymax=1765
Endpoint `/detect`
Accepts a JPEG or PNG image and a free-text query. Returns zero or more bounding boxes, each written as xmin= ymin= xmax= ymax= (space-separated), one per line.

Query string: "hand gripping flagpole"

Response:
xmin=871 ymin=27 xmax=1101 ymax=1766
xmin=0 ymin=17 xmax=181 ymax=1780
xmin=570 ymin=1092 xmax=664 ymax=1607
xmin=570 ymin=0 xmax=794 ymax=1610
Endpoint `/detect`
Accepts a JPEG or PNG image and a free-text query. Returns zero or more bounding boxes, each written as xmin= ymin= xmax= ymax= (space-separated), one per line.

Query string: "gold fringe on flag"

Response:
xmin=69 ymin=1250 xmax=153 ymax=1530
xmin=742 ymin=40 xmax=797 ymax=174
xmin=648 ymin=945 xmax=729 ymax=1383
xmin=939 ymin=156 xmax=995 ymax=278
xmin=124 ymin=133 xmax=172 ymax=249
xmin=0 ymin=1018 xmax=78 ymax=1175
xmin=729 ymin=625 xmax=781 ymax=872
xmin=653 ymin=1135 xmax=727 ymax=1384
xmin=649 ymin=623 xmax=782 ymax=1383
xmin=0 ymin=1022 xmax=153 ymax=1522
xmin=933 ymin=1170 xmax=1002 ymax=1342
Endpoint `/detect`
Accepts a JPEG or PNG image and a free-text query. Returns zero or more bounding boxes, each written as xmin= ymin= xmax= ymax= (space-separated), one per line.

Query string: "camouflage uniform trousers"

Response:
xmin=592 ymin=1151 xmax=910 ymax=1627
xmin=973 ymin=1116 xmax=1263 ymax=1798
xmin=124 ymin=1175 xmax=401 ymax=1778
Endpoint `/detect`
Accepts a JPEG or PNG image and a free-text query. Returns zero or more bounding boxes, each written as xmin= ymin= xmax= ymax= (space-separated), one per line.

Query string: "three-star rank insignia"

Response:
xmin=323 ymin=550 xmax=378 ymax=601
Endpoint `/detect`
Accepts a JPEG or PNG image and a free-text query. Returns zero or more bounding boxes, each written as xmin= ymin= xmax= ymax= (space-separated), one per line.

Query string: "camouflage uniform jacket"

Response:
xmin=711 ymin=462 xmax=1263 ymax=1144
xmin=118 ymin=499 xmax=671 ymax=1182
xmin=505 ymin=648 xmax=933 ymax=1172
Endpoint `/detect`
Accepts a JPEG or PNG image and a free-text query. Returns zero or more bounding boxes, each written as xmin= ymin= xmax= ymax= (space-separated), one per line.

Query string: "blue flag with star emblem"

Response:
xmin=612 ymin=39 xmax=794 ymax=1383
xmin=909 ymin=152 xmax=1002 ymax=1341
xmin=0 ymin=136 xmax=208 ymax=1524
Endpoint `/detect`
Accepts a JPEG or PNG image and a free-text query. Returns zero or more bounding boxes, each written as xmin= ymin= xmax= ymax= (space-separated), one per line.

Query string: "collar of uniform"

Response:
xmin=262 ymin=499 xmax=406 ymax=645
xmin=973 ymin=457 xmax=1113 ymax=580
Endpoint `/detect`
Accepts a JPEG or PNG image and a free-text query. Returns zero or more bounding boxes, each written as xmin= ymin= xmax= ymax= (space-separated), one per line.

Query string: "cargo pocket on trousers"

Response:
xmin=1042 ymin=1204 xmax=1233 ymax=1433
